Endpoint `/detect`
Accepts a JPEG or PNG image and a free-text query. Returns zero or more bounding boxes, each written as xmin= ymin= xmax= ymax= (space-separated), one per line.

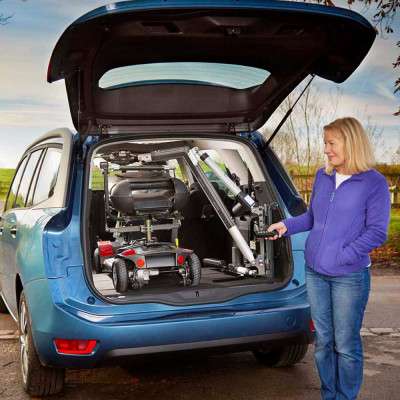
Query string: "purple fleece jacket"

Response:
xmin=283 ymin=167 xmax=390 ymax=276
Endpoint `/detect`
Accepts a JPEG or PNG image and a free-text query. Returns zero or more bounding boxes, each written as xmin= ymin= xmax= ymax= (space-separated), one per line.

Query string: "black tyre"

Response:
xmin=93 ymin=248 xmax=102 ymax=274
xmin=18 ymin=292 xmax=65 ymax=396
xmin=0 ymin=294 xmax=9 ymax=314
xmin=253 ymin=344 xmax=308 ymax=367
xmin=112 ymin=258 xmax=129 ymax=293
xmin=188 ymin=253 xmax=202 ymax=286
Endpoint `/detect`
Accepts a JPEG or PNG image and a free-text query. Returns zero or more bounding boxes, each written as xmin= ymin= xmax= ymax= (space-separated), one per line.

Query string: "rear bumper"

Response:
xmin=25 ymin=280 xmax=313 ymax=369
xmin=104 ymin=330 xmax=311 ymax=360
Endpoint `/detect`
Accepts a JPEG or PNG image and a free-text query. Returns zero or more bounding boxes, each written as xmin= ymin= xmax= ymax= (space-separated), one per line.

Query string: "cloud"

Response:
xmin=0 ymin=102 xmax=72 ymax=129
xmin=309 ymin=86 xmax=400 ymax=132
xmin=262 ymin=77 xmax=399 ymax=163
xmin=0 ymin=52 xmax=67 ymax=108
xmin=1 ymin=0 xmax=108 ymax=30
xmin=375 ymin=82 xmax=399 ymax=102
xmin=0 ymin=0 xmax=114 ymax=137
xmin=368 ymin=37 xmax=399 ymax=69
xmin=0 ymin=0 xmax=399 ymax=167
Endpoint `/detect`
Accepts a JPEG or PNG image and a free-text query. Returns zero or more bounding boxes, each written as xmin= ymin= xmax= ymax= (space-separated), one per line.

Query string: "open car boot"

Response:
xmin=87 ymin=136 xmax=291 ymax=304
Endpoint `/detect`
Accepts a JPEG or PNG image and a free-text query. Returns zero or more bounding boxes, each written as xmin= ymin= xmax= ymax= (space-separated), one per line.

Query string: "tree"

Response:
xmin=0 ymin=12 xmax=11 ymax=25
xmin=0 ymin=0 xmax=12 ymax=25
xmin=0 ymin=0 xmax=26 ymax=26
xmin=260 ymin=82 xmax=390 ymax=198
xmin=392 ymin=144 xmax=400 ymax=164
xmin=364 ymin=115 xmax=390 ymax=162
xmin=307 ymin=0 xmax=400 ymax=115
xmin=261 ymin=85 xmax=341 ymax=186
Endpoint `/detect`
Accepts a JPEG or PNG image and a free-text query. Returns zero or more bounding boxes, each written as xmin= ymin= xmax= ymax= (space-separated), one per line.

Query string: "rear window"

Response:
xmin=99 ymin=62 xmax=270 ymax=90
xmin=32 ymin=148 xmax=62 ymax=205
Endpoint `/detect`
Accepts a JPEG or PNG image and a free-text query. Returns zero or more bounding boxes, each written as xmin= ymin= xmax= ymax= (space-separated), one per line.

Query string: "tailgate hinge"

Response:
xmin=227 ymin=123 xmax=236 ymax=135
xmin=98 ymin=124 xmax=110 ymax=136
xmin=227 ymin=122 xmax=252 ymax=136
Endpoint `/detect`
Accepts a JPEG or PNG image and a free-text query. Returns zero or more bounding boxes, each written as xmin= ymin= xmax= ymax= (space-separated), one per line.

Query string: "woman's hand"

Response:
xmin=266 ymin=221 xmax=287 ymax=240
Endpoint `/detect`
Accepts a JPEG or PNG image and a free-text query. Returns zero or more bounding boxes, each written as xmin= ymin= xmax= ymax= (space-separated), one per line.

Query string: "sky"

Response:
xmin=0 ymin=0 xmax=399 ymax=167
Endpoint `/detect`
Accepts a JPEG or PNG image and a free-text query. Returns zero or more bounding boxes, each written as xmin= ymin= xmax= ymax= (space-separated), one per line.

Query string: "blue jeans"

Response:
xmin=306 ymin=266 xmax=371 ymax=400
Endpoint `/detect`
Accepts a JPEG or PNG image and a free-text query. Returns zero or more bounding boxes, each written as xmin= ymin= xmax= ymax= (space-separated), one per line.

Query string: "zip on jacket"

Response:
xmin=282 ymin=167 xmax=390 ymax=276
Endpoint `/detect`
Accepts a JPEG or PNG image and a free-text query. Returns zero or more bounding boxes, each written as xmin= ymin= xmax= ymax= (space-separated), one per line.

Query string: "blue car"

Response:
xmin=0 ymin=0 xmax=375 ymax=396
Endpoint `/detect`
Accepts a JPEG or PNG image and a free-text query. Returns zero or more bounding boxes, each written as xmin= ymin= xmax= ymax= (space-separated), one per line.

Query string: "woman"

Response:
xmin=267 ymin=117 xmax=390 ymax=400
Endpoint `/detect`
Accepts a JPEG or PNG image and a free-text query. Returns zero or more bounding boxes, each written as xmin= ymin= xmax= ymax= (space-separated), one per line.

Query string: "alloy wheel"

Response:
xmin=19 ymin=300 xmax=29 ymax=384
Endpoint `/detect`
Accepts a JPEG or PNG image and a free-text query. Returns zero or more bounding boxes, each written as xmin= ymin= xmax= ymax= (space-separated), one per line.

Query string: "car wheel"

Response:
xmin=0 ymin=294 xmax=9 ymax=314
xmin=19 ymin=291 xmax=65 ymax=396
xmin=253 ymin=344 xmax=308 ymax=367
xmin=112 ymin=258 xmax=129 ymax=293
xmin=188 ymin=253 xmax=201 ymax=286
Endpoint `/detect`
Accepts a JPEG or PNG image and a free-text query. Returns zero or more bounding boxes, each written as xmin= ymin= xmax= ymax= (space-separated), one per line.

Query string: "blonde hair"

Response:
xmin=323 ymin=117 xmax=375 ymax=175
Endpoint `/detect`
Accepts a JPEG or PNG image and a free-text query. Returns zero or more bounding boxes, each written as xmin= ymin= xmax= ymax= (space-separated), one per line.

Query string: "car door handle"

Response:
xmin=10 ymin=226 xmax=18 ymax=238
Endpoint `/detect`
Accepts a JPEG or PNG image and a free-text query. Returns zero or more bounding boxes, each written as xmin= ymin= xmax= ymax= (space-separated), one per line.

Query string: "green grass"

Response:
xmin=0 ymin=168 xmax=15 ymax=201
xmin=388 ymin=208 xmax=400 ymax=252
xmin=370 ymin=208 xmax=400 ymax=263
xmin=91 ymin=167 xmax=104 ymax=190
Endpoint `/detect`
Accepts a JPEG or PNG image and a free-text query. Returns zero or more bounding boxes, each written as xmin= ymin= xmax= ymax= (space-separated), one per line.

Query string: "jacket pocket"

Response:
xmin=304 ymin=230 xmax=319 ymax=266
xmin=316 ymin=241 xmax=344 ymax=270
xmin=336 ymin=244 xmax=349 ymax=266
xmin=336 ymin=215 xmax=365 ymax=266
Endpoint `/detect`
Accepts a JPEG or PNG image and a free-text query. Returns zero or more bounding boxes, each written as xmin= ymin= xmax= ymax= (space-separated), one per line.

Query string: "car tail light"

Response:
xmin=177 ymin=255 xmax=185 ymax=265
xmin=309 ymin=319 xmax=316 ymax=333
xmin=98 ymin=241 xmax=114 ymax=257
xmin=121 ymin=248 xmax=136 ymax=256
xmin=136 ymin=258 xmax=145 ymax=268
xmin=54 ymin=339 xmax=97 ymax=355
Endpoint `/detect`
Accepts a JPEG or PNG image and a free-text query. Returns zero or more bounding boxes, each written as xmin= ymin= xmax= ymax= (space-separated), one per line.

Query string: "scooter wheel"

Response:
xmin=188 ymin=253 xmax=202 ymax=286
xmin=93 ymin=248 xmax=102 ymax=274
xmin=112 ymin=259 xmax=129 ymax=293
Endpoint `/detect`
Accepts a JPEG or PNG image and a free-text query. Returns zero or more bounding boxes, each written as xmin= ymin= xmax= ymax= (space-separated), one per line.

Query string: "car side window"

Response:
xmin=13 ymin=150 xmax=43 ymax=209
xmin=32 ymin=148 xmax=62 ymax=206
xmin=26 ymin=150 xmax=45 ymax=208
xmin=4 ymin=156 xmax=28 ymax=212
